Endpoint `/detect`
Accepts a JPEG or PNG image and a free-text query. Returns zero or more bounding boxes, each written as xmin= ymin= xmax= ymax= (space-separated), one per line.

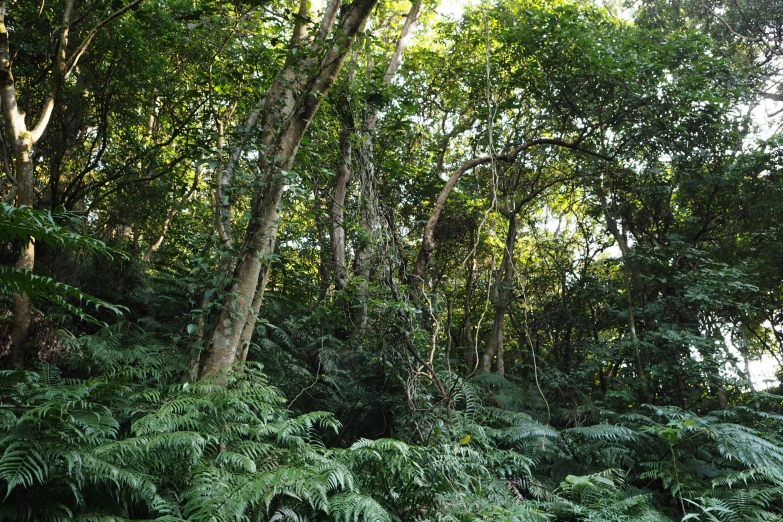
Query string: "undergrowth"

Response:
xmin=1 ymin=326 xmax=782 ymax=521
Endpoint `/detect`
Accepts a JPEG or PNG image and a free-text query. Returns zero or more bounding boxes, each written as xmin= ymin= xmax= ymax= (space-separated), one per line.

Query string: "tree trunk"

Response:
xmin=332 ymin=103 xmax=354 ymax=291
xmin=236 ymin=236 xmax=276 ymax=365
xmin=463 ymin=254 xmax=477 ymax=373
xmin=9 ymin=151 xmax=34 ymax=368
xmin=214 ymin=119 xmax=235 ymax=249
xmin=481 ymin=213 xmax=517 ymax=376
xmin=1 ymin=3 xmax=71 ymax=366
xmin=143 ymin=172 xmax=199 ymax=262
xmin=316 ymin=217 xmax=331 ymax=301
xmin=0 ymin=0 xmax=142 ymax=367
xmin=343 ymin=0 xmax=422 ymax=332
xmin=352 ymin=116 xmax=380 ymax=333
xmin=598 ymin=188 xmax=649 ymax=400
xmin=201 ymin=0 xmax=379 ymax=377
xmin=413 ymin=157 xmax=482 ymax=282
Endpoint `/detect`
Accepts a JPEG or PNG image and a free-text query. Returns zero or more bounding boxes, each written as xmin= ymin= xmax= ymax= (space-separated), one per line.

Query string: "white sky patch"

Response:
xmin=748 ymin=354 xmax=779 ymax=390
xmin=594 ymin=0 xmax=635 ymax=21
xmin=436 ymin=0 xmax=473 ymax=19
xmin=751 ymin=96 xmax=783 ymax=141
xmin=719 ymin=326 xmax=780 ymax=391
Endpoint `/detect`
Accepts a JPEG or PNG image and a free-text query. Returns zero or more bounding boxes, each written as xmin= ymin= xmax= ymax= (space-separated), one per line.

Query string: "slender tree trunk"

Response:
xmin=352 ymin=116 xmax=379 ymax=333
xmin=9 ymin=151 xmax=34 ymax=368
xmin=1 ymin=2 xmax=71 ymax=366
xmin=214 ymin=119 xmax=235 ymax=250
xmin=3 ymin=53 xmax=37 ymax=368
xmin=0 ymin=0 xmax=142 ymax=367
xmin=737 ymin=328 xmax=755 ymax=392
xmin=481 ymin=213 xmax=517 ymax=376
xmin=332 ymin=104 xmax=354 ymax=291
xmin=236 ymin=236 xmax=276 ymax=364
xmin=346 ymin=0 xmax=422 ymax=332
xmin=413 ymin=157 xmax=479 ymax=282
xmin=316 ymin=217 xmax=331 ymax=301
xmin=598 ymin=189 xmax=649 ymax=399
xmin=463 ymin=254 xmax=476 ymax=372
xmin=143 ymin=172 xmax=199 ymax=262
xmin=201 ymin=0 xmax=379 ymax=377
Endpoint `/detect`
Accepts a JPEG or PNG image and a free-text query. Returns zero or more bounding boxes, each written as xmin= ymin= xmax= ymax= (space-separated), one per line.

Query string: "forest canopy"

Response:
xmin=1 ymin=0 xmax=783 ymax=519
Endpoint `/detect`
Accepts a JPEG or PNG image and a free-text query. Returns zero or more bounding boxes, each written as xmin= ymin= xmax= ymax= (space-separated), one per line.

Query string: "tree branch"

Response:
xmin=63 ymin=0 xmax=145 ymax=80
xmin=412 ymin=137 xmax=610 ymax=279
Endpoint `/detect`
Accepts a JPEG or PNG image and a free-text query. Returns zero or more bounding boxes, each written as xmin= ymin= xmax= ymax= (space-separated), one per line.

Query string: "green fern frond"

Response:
xmin=563 ymin=423 xmax=639 ymax=442
xmin=328 ymin=492 xmax=391 ymax=522
xmin=269 ymin=506 xmax=311 ymax=522
xmin=0 ymin=441 xmax=48 ymax=497
xmin=713 ymin=466 xmax=783 ymax=488
xmin=501 ymin=422 xmax=559 ymax=446
xmin=0 ymin=266 xmax=127 ymax=325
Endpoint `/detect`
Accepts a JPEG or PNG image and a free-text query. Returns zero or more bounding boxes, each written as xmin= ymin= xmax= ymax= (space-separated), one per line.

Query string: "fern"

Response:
xmin=4 ymin=324 xmax=783 ymax=521
xmin=0 ymin=204 xmax=127 ymax=325
xmin=0 ymin=204 xmax=119 ymax=254
xmin=0 ymin=441 xmax=48 ymax=497
xmin=0 ymin=328 xmax=399 ymax=521
xmin=0 ymin=266 xmax=127 ymax=324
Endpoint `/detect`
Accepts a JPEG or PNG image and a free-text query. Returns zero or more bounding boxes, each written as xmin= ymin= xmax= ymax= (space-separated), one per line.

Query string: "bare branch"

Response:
xmin=758 ymin=89 xmax=783 ymax=102
xmin=383 ymin=0 xmax=423 ymax=84
xmin=30 ymin=0 xmax=75 ymax=142
xmin=143 ymin=171 xmax=200 ymax=262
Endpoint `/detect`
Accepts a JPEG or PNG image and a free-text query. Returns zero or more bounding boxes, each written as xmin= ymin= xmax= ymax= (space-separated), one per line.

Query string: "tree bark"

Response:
xmin=1 ymin=1 xmax=72 ymax=367
xmin=316 ymin=215 xmax=331 ymax=301
xmin=463 ymin=252 xmax=477 ymax=373
xmin=236 ymin=235 xmax=276 ymax=365
xmin=320 ymin=0 xmax=424 ymax=341
xmin=344 ymin=0 xmax=423 ymax=332
xmin=201 ymin=0 xmax=379 ymax=377
xmin=214 ymin=119 xmax=235 ymax=249
xmin=352 ymin=116 xmax=379 ymax=333
xmin=332 ymin=103 xmax=354 ymax=290
xmin=0 ymin=0 xmax=145 ymax=367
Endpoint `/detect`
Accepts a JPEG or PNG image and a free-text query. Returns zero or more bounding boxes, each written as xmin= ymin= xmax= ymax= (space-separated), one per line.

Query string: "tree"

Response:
xmin=1 ymin=0 xmax=143 ymax=367
xmin=200 ymin=0 xmax=380 ymax=376
xmin=328 ymin=0 xmax=422 ymax=337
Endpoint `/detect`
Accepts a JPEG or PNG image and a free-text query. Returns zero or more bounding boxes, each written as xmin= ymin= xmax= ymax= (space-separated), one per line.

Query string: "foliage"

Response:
xmin=1 ymin=0 xmax=783 ymax=518
xmin=0 ymin=329 xmax=389 ymax=521
xmin=5 ymin=332 xmax=783 ymax=520
xmin=0 ymin=204 xmax=126 ymax=324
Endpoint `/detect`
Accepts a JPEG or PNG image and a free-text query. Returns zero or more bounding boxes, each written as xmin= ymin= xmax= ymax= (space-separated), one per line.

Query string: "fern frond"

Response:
xmin=0 ymin=266 xmax=126 ymax=324
xmin=563 ymin=423 xmax=639 ymax=442
xmin=0 ymin=440 xmax=48 ymax=496
xmin=328 ymin=492 xmax=391 ymax=522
